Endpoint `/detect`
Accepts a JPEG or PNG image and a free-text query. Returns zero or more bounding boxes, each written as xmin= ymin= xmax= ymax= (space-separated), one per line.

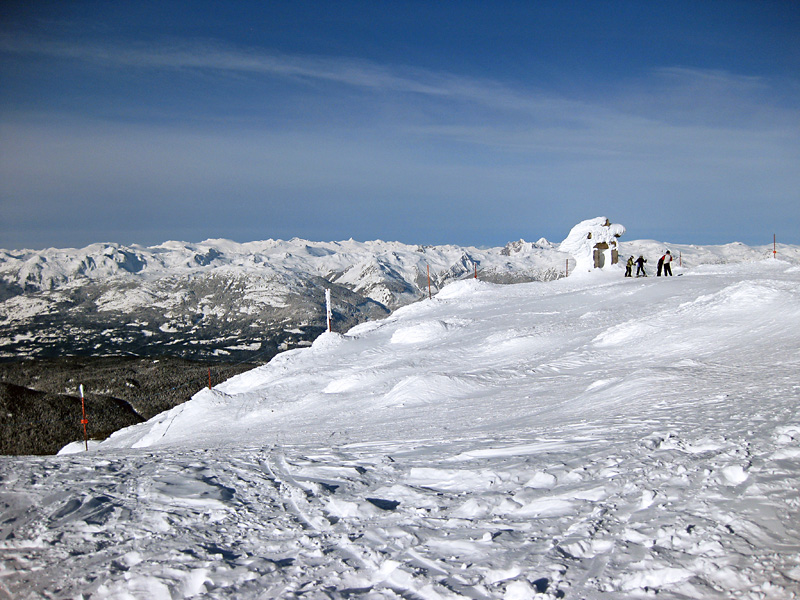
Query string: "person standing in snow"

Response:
xmin=625 ymin=256 xmax=634 ymax=277
xmin=635 ymin=255 xmax=647 ymax=277
xmin=663 ymin=250 xmax=673 ymax=276
xmin=657 ymin=254 xmax=665 ymax=276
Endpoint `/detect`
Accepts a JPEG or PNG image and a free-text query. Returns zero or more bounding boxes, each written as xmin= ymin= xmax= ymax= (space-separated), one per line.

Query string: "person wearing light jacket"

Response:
xmin=663 ymin=250 xmax=673 ymax=276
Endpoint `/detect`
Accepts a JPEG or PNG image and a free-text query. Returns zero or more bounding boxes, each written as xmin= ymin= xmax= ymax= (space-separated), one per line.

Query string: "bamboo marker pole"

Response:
xmin=427 ymin=265 xmax=432 ymax=299
xmin=325 ymin=288 xmax=332 ymax=332
xmin=79 ymin=384 xmax=88 ymax=451
xmin=774 ymin=234 xmax=777 ymax=259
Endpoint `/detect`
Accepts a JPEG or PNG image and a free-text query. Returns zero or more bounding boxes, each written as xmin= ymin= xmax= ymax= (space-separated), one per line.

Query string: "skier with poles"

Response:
xmin=635 ymin=255 xmax=647 ymax=277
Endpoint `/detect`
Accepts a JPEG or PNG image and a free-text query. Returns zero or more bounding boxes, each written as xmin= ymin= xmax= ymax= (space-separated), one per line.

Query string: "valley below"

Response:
xmin=0 ymin=356 xmax=260 ymax=455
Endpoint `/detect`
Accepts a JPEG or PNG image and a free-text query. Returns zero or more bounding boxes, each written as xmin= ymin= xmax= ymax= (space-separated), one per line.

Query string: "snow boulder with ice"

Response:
xmin=560 ymin=217 xmax=626 ymax=273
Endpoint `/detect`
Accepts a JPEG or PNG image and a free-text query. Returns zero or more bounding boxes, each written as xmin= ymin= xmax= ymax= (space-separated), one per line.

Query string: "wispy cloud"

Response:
xmin=0 ymin=32 xmax=581 ymax=115
xmin=4 ymin=31 xmax=795 ymax=131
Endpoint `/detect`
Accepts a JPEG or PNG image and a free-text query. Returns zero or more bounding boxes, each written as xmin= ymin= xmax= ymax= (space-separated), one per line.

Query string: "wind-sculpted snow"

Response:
xmin=559 ymin=217 xmax=625 ymax=272
xmin=1 ymin=258 xmax=800 ymax=598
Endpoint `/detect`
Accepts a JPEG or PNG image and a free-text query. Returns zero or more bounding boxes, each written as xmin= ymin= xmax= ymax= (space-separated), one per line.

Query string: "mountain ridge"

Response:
xmin=0 ymin=237 xmax=569 ymax=361
xmin=2 ymin=235 xmax=796 ymax=362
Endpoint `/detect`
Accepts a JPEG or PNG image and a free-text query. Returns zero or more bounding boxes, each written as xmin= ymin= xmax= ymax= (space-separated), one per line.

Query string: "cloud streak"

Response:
xmin=0 ymin=32 xmax=588 ymax=115
xmin=3 ymin=32 xmax=795 ymax=135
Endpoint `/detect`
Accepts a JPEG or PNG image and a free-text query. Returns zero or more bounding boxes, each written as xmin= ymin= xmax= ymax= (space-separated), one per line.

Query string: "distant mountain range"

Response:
xmin=1 ymin=237 xmax=570 ymax=361
xmin=2 ymin=234 xmax=792 ymax=362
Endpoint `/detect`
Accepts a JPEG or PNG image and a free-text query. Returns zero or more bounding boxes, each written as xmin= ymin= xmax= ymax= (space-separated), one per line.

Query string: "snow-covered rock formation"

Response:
xmin=559 ymin=217 xmax=626 ymax=273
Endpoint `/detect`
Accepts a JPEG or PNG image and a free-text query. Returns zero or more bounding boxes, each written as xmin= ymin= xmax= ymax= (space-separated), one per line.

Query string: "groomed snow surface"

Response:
xmin=3 ymin=258 xmax=800 ymax=599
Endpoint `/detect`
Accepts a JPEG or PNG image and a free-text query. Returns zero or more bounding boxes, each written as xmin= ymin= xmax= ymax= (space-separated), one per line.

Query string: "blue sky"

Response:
xmin=1 ymin=1 xmax=798 ymax=250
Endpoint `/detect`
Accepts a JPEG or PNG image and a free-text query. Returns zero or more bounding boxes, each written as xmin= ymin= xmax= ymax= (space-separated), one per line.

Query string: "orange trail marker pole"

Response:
xmin=474 ymin=264 xmax=477 ymax=279
xmin=79 ymin=384 xmax=88 ymax=451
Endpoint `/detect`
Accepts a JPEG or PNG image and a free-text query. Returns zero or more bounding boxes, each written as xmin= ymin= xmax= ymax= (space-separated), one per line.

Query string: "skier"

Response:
xmin=625 ymin=256 xmax=634 ymax=277
xmin=657 ymin=254 xmax=665 ymax=276
xmin=663 ymin=250 xmax=673 ymax=276
xmin=635 ymin=255 xmax=647 ymax=277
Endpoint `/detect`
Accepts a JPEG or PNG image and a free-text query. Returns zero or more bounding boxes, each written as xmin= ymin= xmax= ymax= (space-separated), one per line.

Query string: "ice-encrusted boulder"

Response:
xmin=560 ymin=217 xmax=625 ymax=273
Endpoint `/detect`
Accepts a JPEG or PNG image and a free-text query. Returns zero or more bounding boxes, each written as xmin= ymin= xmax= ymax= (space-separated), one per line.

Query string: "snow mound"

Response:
xmin=559 ymin=216 xmax=625 ymax=273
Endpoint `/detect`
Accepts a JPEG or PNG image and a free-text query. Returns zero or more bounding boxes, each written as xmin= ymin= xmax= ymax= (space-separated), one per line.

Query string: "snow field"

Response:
xmin=1 ymin=259 xmax=799 ymax=598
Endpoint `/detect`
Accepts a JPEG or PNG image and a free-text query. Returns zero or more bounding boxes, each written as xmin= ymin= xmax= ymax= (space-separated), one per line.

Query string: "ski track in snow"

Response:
xmin=2 ymin=424 xmax=800 ymax=599
xmin=1 ymin=261 xmax=800 ymax=599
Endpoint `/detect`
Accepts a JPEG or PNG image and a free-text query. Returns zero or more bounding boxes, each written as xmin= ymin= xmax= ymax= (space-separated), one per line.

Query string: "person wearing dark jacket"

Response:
xmin=657 ymin=255 xmax=665 ymax=276
xmin=635 ymin=255 xmax=647 ymax=277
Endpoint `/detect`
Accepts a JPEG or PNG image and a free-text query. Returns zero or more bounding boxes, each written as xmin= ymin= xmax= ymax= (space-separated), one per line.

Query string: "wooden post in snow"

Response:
xmin=566 ymin=259 xmax=569 ymax=277
xmin=325 ymin=288 xmax=332 ymax=332
xmin=208 ymin=368 xmax=212 ymax=390
xmin=79 ymin=384 xmax=88 ymax=451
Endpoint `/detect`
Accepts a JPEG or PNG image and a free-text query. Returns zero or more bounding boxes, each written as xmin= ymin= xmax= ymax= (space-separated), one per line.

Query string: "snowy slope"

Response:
xmin=2 ymin=256 xmax=800 ymax=598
